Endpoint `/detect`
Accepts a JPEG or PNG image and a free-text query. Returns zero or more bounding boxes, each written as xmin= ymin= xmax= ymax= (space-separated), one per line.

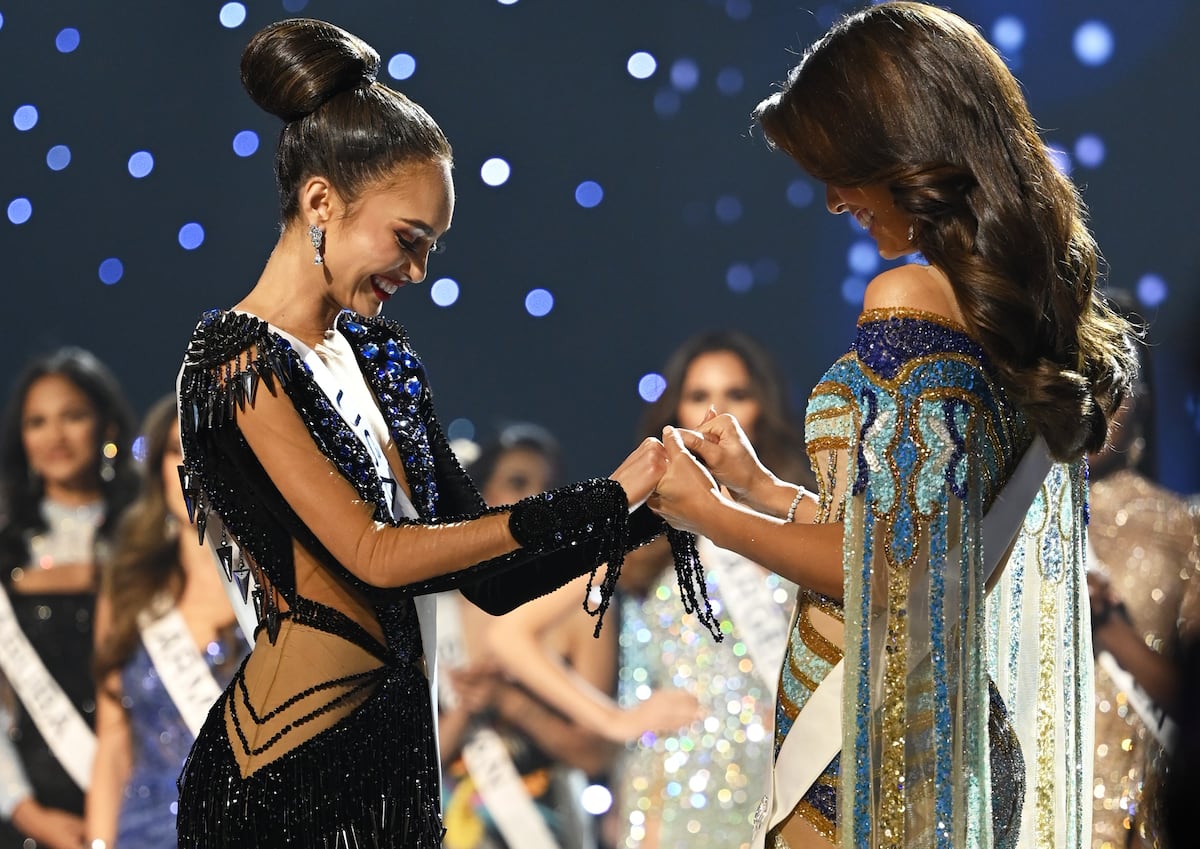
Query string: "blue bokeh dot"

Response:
xmin=128 ymin=150 xmax=155 ymax=178
xmin=638 ymin=373 xmax=667 ymax=403
xmin=670 ymin=59 xmax=699 ymax=92
xmin=991 ymin=16 xmax=1024 ymax=53
xmin=0 ymin=12 xmax=5 ymax=31
xmin=7 ymin=198 xmax=32 ymax=225
xmin=786 ymin=179 xmax=814 ymax=208
xmin=430 ymin=277 xmax=460 ymax=307
xmin=1074 ymin=20 xmax=1114 ymax=66
xmin=178 ymin=222 xmax=205 ymax=250
xmin=219 ymin=2 xmax=247 ymax=28
xmin=1074 ymin=134 xmax=1105 ymax=168
xmin=1136 ymin=273 xmax=1168 ymax=308
xmin=714 ymin=195 xmax=742 ymax=223
xmin=841 ymin=276 xmax=867 ymax=305
xmin=525 ymin=288 xmax=554 ymax=317
xmin=848 ymin=241 xmax=879 ymax=275
xmin=653 ymin=88 xmax=681 ymax=117
xmin=98 ymin=257 xmax=124 ymax=285
xmin=725 ymin=0 xmax=752 ymax=21
xmin=480 ymin=157 xmax=511 ymax=186
xmin=131 ymin=435 xmax=147 ymax=462
xmin=716 ymin=67 xmax=743 ymax=95
xmin=13 ymin=105 xmax=38 ymax=132
xmin=232 ymin=130 xmax=259 ymax=157
xmin=574 ymin=181 xmax=604 ymax=208
xmin=388 ymin=53 xmax=416 ymax=81
xmin=56 ymin=27 xmax=81 ymax=53
xmin=726 ymin=263 xmax=753 ymax=293
xmin=281 ymin=0 xmax=309 ymax=11
xmin=46 ymin=144 xmax=72 ymax=171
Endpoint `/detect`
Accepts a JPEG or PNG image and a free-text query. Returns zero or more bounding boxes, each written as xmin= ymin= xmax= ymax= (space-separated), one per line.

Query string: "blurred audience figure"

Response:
xmin=438 ymin=423 xmax=614 ymax=849
xmin=616 ymin=330 xmax=810 ymax=849
xmin=0 ymin=348 xmax=137 ymax=849
xmin=86 ymin=396 xmax=247 ymax=848
xmin=1087 ymin=298 xmax=1200 ymax=849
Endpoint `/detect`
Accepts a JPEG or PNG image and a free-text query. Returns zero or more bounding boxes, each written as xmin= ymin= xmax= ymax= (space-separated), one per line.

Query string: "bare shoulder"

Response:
xmin=862 ymin=263 xmax=965 ymax=325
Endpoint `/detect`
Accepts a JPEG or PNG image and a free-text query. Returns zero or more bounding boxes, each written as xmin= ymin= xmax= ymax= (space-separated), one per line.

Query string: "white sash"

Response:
xmin=137 ymin=601 xmax=226 ymax=738
xmin=0 ymin=583 xmax=95 ymax=790
xmin=435 ymin=592 xmax=563 ymax=849
xmin=699 ymin=538 xmax=793 ymax=700
xmin=751 ymin=436 xmax=1054 ymax=847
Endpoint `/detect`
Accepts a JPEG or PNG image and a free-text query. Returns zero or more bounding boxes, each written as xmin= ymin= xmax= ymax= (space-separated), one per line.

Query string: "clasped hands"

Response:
xmin=609 ymin=409 xmax=777 ymax=535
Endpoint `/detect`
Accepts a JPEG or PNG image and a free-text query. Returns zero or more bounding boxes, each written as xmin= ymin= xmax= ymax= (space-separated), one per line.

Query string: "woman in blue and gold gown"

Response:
xmin=647 ymin=4 xmax=1137 ymax=848
xmin=172 ymin=18 xmax=685 ymax=849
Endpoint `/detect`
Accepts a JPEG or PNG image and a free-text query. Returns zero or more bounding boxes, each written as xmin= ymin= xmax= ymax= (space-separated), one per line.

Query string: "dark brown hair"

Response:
xmin=0 ymin=347 xmax=138 ymax=583
xmin=755 ymin=1 xmax=1136 ymax=462
xmin=242 ymin=18 xmax=453 ymax=222
xmin=639 ymin=330 xmax=812 ymax=487
xmin=94 ymin=395 xmax=182 ymax=681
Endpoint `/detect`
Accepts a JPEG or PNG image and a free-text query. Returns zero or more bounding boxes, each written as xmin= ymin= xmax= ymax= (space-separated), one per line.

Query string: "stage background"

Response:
xmin=2 ymin=0 xmax=1197 ymax=492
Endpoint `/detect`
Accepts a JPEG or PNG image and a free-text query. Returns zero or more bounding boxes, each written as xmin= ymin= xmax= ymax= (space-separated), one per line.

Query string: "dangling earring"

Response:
xmin=100 ymin=441 xmax=117 ymax=483
xmin=906 ymin=223 xmax=915 ymax=242
xmin=309 ymin=224 xmax=325 ymax=265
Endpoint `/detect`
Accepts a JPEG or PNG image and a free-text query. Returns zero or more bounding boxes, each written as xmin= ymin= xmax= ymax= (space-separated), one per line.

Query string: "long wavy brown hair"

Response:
xmin=94 ymin=395 xmax=183 ymax=681
xmin=755 ymin=2 xmax=1136 ymax=462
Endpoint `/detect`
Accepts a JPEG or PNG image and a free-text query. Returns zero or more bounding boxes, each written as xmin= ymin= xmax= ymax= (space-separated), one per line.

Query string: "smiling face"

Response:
xmin=318 ymin=157 xmax=455 ymax=317
xmin=826 ymin=182 xmax=913 ymax=260
xmin=21 ymin=373 xmax=102 ymax=501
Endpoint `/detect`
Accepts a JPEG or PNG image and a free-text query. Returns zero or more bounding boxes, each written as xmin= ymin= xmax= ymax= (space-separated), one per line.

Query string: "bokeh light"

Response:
xmin=232 ymin=130 xmax=259 ymax=157
xmin=786 ymin=180 xmax=815 ymax=208
xmin=574 ymin=181 xmax=604 ymax=208
xmin=178 ymin=223 xmax=205 ymax=250
xmin=524 ymin=288 xmax=554 ymax=317
xmin=430 ymin=277 xmax=460 ymax=307
xmin=670 ymin=58 xmax=700 ymax=92
xmin=627 ymin=51 xmax=657 ymax=79
xmin=726 ymin=262 xmax=753 ymax=293
xmin=1136 ymin=273 xmax=1168 ymax=308
xmin=46 ymin=145 xmax=72 ymax=171
xmin=1074 ymin=134 xmax=1105 ymax=168
xmin=654 ymin=89 xmax=681 ymax=117
xmin=219 ymin=3 xmax=247 ymax=28
xmin=480 ymin=157 xmax=511 ymax=186
xmin=128 ymin=150 xmax=155 ymax=178
xmin=98 ymin=257 xmax=124 ymax=285
xmin=447 ymin=417 xmax=475 ymax=441
xmin=714 ymin=195 xmax=743 ymax=223
xmin=715 ymin=67 xmax=743 ymax=95
xmin=388 ymin=53 xmax=416 ymax=81
xmin=13 ymin=105 xmax=38 ymax=132
xmin=1074 ymin=20 xmax=1114 ymax=66
xmin=638 ymin=373 xmax=667 ymax=403
xmin=991 ymin=15 xmax=1024 ymax=54
xmin=725 ymin=0 xmax=752 ymax=21
xmin=7 ymin=198 xmax=32 ymax=225
xmin=281 ymin=0 xmax=309 ymax=11
xmin=1046 ymin=145 xmax=1072 ymax=176
xmin=56 ymin=27 xmax=81 ymax=53
xmin=841 ymin=276 xmax=867 ymax=305
xmin=848 ymin=241 xmax=879 ymax=275
xmin=580 ymin=784 xmax=613 ymax=816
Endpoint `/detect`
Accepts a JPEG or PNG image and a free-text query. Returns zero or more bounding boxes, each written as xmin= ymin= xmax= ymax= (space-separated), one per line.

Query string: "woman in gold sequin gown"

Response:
xmin=647 ymin=4 xmax=1138 ymax=847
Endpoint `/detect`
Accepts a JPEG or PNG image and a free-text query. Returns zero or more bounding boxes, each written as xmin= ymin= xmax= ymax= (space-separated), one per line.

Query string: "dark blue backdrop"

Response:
xmin=2 ymin=0 xmax=1197 ymax=491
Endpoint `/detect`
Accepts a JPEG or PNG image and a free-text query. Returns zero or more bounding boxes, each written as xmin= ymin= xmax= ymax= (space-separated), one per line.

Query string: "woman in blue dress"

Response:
xmin=647 ymin=4 xmax=1138 ymax=848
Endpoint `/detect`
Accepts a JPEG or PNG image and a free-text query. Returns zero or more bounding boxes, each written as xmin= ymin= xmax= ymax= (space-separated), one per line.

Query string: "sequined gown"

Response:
xmin=115 ymin=627 xmax=245 ymax=848
xmin=769 ymin=309 xmax=1092 ymax=849
xmin=174 ymin=310 xmax=662 ymax=849
xmin=616 ymin=556 xmax=794 ymax=849
xmin=1088 ymin=470 xmax=1200 ymax=849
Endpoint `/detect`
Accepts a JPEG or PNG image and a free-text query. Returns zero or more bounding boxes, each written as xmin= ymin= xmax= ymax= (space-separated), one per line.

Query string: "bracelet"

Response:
xmin=785 ymin=486 xmax=808 ymax=523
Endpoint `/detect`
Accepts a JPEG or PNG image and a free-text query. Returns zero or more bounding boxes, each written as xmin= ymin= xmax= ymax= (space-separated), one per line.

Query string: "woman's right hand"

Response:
xmin=680 ymin=412 xmax=777 ymax=506
xmin=609 ymin=437 xmax=668 ymax=511
xmin=608 ymin=688 xmax=702 ymax=742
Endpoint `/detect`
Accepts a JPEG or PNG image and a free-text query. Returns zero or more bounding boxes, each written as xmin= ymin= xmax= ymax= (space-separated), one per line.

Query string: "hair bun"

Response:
xmin=240 ymin=18 xmax=381 ymax=122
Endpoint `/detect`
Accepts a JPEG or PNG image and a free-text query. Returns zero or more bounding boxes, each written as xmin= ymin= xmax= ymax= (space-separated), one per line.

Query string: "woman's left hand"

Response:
xmin=646 ymin=426 xmax=724 ymax=536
